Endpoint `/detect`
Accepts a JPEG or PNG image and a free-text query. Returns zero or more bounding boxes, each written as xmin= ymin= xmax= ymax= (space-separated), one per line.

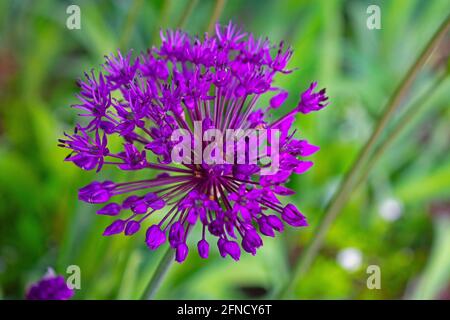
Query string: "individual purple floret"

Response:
xmin=26 ymin=270 xmax=74 ymax=300
xmin=60 ymin=22 xmax=329 ymax=262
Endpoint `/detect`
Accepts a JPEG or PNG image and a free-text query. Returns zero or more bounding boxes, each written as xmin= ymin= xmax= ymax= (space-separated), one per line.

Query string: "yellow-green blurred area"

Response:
xmin=0 ymin=0 xmax=449 ymax=299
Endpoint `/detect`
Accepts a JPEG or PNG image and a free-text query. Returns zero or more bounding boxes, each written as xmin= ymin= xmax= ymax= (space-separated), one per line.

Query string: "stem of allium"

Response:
xmin=177 ymin=0 xmax=199 ymax=28
xmin=277 ymin=15 xmax=450 ymax=299
xmin=141 ymin=247 xmax=175 ymax=300
xmin=118 ymin=0 xmax=144 ymax=48
xmin=207 ymin=0 xmax=227 ymax=33
xmin=356 ymin=71 xmax=448 ymax=188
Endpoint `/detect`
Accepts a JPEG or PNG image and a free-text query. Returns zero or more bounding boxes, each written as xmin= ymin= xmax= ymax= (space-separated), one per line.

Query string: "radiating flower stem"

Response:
xmin=207 ymin=0 xmax=227 ymax=33
xmin=277 ymin=14 xmax=450 ymax=299
xmin=141 ymin=247 xmax=174 ymax=300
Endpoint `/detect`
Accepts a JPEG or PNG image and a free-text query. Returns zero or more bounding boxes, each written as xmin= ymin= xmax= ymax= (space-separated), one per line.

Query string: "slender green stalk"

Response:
xmin=178 ymin=0 xmax=199 ymax=29
xmin=207 ymin=0 xmax=226 ymax=33
xmin=118 ymin=0 xmax=144 ymax=49
xmin=277 ymin=15 xmax=450 ymax=299
xmin=356 ymin=72 xmax=448 ymax=187
xmin=152 ymin=0 xmax=172 ymax=45
xmin=141 ymin=247 xmax=174 ymax=300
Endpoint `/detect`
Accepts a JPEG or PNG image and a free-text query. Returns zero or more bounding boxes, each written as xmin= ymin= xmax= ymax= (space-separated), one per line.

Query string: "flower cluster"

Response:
xmin=26 ymin=270 xmax=74 ymax=300
xmin=59 ymin=22 xmax=329 ymax=262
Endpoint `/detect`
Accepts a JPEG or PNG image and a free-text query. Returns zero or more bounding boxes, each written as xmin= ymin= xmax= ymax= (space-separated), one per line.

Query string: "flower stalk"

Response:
xmin=141 ymin=247 xmax=174 ymax=300
xmin=207 ymin=0 xmax=227 ymax=33
xmin=277 ymin=14 xmax=450 ymax=299
xmin=356 ymin=71 xmax=448 ymax=188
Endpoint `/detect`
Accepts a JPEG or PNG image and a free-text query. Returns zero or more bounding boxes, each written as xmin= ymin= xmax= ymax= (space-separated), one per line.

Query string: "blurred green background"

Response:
xmin=0 ymin=0 xmax=449 ymax=300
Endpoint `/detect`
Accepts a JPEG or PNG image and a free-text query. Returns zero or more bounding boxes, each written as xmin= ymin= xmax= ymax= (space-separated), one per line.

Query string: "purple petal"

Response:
xmin=270 ymin=90 xmax=288 ymax=109
xmin=146 ymin=225 xmax=166 ymax=250
xmin=175 ymin=243 xmax=189 ymax=263
xmin=197 ymin=240 xmax=209 ymax=259
xmin=97 ymin=203 xmax=121 ymax=216
xmin=103 ymin=219 xmax=126 ymax=236
xmin=125 ymin=221 xmax=141 ymax=235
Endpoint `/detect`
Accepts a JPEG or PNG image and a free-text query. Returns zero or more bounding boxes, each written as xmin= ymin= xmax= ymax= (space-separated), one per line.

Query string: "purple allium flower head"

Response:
xmin=60 ymin=22 xmax=330 ymax=262
xmin=26 ymin=269 xmax=74 ymax=300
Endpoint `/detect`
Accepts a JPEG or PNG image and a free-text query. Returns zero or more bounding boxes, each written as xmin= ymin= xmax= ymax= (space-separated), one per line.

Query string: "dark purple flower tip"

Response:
xmin=260 ymin=170 xmax=292 ymax=187
xmin=146 ymin=225 xmax=166 ymax=250
xmin=224 ymin=240 xmax=241 ymax=261
xmin=144 ymin=192 xmax=165 ymax=210
xmin=103 ymin=219 xmax=126 ymax=236
xmin=156 ymin=172 xmax=171 ymax=179
xmin=78 ymin=181 xmax=114 ymax=204
xmin=125 ymin=220 xmax=141 ymax=236
xmin=197 ymin=239 xmax=209 ymax=259
xmin=258 ymin=217 xmax=275 ymax=237
xmin=285 ymin=139 xmax=320 ymax=157
xmin=26 ymin=274 xmax=74 ymax=300
xmin=269 ymin=90 xmax=289 ymax=109
xmin=186 ymin=207 xmax=199 ymax=224
xmin=218 ymin=239 xmax=241 ymax=261
xmin=97 ymin=202 xmax=121 ymax=216
xmin=242 ymin=230 xmax=263 ymax=255
xmin=242 ymin=239 xmax=257 ymax=255
xmin=294 ymin=160 xmax=314 ymax=174
xmin=169 ymin=221 xmax=185 ymax=248
xmin=104 ymin=50 xmax=139 ymax=88
xmin=266 ymin=215 xmax=284 ymax=232
xmin=118 ymin=143 xmax=148 ymax=170
xmin=299 ymin=140 xmax=320 ymax=157
xmin=122 ymin=195 xmax=140 ymax=209
xmin=297 ymin=82 xmax=329 ymax=114
xmin=175 ymin=243 xmax=189 ymax=263
xmin=272 ymin=185 xmax=296 ymax=196
xmin=208 ymin=219 xmax=224 ymax=236
xmin=217 ymin=238 xmax=227 ymax=258
xmin=131 ymin=199 xmax=148 ymax=214
xmin=282 ymin=204 xmax=308 ymax=227
xmin=248 ymin=109 xmax=265 ymax=127
xmin=66 ymin=153 xmax=99 ymax=171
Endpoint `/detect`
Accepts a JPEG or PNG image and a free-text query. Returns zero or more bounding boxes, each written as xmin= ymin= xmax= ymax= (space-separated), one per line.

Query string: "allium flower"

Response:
xmin=26 ymin=269 xmax=74 ymax=300
xmin=59 ymin=22 xmax=329 ymax=262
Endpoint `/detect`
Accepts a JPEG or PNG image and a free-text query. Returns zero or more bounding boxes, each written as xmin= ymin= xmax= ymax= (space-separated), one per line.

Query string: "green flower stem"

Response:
xmin=141 ymin=247 xmax=175 ymax=300
xmin=356 ymin=71 xmax=448 ymax=188
xmin=278 ymin=14 xmax=450 ymax=299
xmin=178 ymin=0 xmax=199 ymax=29
xmin=118 ymin=0 xmax=144 ymax=49
xmin=151 ymin=0 xmax=172 ymax=46
xmin=207 ymin=0 xmax=227 ymax=33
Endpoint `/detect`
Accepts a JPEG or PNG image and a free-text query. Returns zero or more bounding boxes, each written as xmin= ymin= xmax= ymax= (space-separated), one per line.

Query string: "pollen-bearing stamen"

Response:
xmin=60 ymin=22 xmax=329 ymax=262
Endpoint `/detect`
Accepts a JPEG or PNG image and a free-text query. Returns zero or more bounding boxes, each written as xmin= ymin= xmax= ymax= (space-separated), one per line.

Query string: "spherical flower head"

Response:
xmin=60 ymin=22 xmax=330 ymax=263
xmin=26 ymin=270 xmax=74 ymax=300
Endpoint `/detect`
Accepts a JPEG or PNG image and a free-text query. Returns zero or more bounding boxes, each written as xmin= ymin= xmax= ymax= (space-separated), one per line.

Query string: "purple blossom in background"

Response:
xmin=26 ymin=270 xmax=74 ymax=300
xmin=59 ymin=22 xmax=329 ymax=262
